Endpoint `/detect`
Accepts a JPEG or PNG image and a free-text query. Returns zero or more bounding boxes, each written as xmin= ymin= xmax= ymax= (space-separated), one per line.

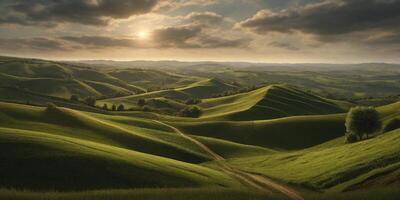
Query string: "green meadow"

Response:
xmin=1 ymin=56 xmax=400 ymax=199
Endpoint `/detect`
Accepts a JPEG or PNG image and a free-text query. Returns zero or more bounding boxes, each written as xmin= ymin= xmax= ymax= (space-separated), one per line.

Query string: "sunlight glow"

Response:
xmin=137 ymin=30 xmax=150 ymax=40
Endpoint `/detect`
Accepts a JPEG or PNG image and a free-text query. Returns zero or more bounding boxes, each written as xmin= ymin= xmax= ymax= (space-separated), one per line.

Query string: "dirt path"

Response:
xmin=153 ymin=120 xmax=304 ymax=200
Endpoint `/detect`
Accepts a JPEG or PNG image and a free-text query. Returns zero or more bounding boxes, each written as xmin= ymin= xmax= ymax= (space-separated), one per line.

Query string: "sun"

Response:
xmin=137 ymin=30 xmax=150 ymax=40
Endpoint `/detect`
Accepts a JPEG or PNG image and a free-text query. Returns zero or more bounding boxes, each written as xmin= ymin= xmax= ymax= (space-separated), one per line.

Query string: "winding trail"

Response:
xmin=153 ymin=120 xmax=304 ymax=200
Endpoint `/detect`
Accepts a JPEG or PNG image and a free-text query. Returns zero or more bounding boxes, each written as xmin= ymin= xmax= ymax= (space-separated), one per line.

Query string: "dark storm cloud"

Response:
xmin=240 ymin=0 xmax=400 ymax=38
xmin=59 ymin=36 xmax=137 ymax=48
xmin=0 ymin=37 xmax=67 ymax=50
xmin=0 ymin=0 xmax=158 ymax=26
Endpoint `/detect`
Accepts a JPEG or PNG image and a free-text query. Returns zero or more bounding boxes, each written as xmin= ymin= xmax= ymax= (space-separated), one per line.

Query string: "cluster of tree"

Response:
xmin=180 ymin=106 xmax=202 ymax=118
xmin=185 ymin=98 xmax=202 ymax=105
xmin=102 ymin=103 xmax=125 ymax=111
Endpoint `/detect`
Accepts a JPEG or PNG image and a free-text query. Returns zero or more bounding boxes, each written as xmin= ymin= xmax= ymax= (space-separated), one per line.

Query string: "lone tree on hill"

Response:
xmin=117 ymin=104 xmax=125 ymax=111
xmin=345 ymin=106 xmax=381 ymax=142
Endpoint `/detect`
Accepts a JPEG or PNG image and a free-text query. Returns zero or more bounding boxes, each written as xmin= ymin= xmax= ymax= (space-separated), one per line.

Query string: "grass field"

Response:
xmin=1 ymin=56 xmax=400 ymax=199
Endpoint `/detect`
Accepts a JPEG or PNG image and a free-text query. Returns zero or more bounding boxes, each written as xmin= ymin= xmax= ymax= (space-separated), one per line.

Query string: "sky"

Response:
xmin=0 ymin=0 xmax=399 ymax=63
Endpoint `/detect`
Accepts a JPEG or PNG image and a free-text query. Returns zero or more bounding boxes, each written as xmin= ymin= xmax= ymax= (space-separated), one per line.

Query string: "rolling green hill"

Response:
xmin=199 ymin=84 xmax=351 ymax=120
xmin=226 ymin=128 xmax=400 ymax=192
xmin=174 ymin=101 xmax=400 ymax=150
xmin=108 ymin=68 xmax=202 ymax=90
xmin=1 ymin=56 xmax=400 ymax=199
xmin=98 ymin=78 xmax=239 ymax=109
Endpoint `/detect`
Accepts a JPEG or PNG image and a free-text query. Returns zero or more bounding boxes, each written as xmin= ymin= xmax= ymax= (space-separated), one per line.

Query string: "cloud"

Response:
xmin=0 ymin=0 xmax=158 ymax=26
xmin=239 ymin=0 xmax=400 ymax=42
xmin=151 ymin=24 xmax=249 ymax=48
xmin=268 ymin=41 xmax=299 ymax=51
xmin=152 ymin=25 xmax=202 ymax=48
xmin=185 ymin=12 xmax=225 ymax=25
xmin=0 ymin=37 xmax=67 ymax=50
xmin=155 ymin=0 xmax=216 ymax=12
xmin=59 ymin=36 xmax=137 ymax=48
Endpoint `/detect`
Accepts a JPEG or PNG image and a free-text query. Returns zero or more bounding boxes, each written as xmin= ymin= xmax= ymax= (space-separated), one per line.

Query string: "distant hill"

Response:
xmin=0 ymin=57 xmax=207 ymax=102
xmin=99 ymin=78 xmax=239 ymax=108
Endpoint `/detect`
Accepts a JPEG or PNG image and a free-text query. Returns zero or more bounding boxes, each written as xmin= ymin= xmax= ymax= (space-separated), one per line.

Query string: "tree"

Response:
xmin=137 ymin=98 xmax=146 ymax=107
xmin=117 ymin=104 xmax=125 ymax=111
xmin=111 ymin=104 xmax=117 ymax=111
xmin=180 ymin=106 xmax=202 ymax=118
xmin=70 ymin=94 xmax=79 ymax=101
xmin=102 ymin=104 xmax=108 ymax=110
xmin=383 ymin=118 xmax=400 ymax=133
xmin=345 ymin=106 xmax=381 ymax=140
xmin=84 ymin=97 xmax=96 ymax=107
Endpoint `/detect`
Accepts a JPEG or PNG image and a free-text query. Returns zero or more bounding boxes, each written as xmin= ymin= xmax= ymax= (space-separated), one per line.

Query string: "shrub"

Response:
xmin=102 ymin=104 xmax=108 ymax=110
xmin=180 ymin=106 xmax=202 ymax=118
xmin=70 ymin=94 xmax=79 ymax=101
xmin=45 ymin=102 xmax=58 ymax=112
xmin=117 ymin=104 xmax=125 ymax=111
xmin=137 ymin=98 xmax=146 ymax=107
xmin=111 ymin=104 xmax=116 ymax=111
xmin=383 ymin=118 xmax=400 ymax=133
xmin=84 ymin=97 xmax=96 ymax=106
xmin=345 ymin=106 xmax=381 ymax=140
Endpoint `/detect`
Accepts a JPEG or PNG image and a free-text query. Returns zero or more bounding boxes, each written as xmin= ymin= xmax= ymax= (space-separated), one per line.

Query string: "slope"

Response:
xmin=99 ymin=78 xmax=238 ymax=108
xmin=0 ymin=127 xmax=239 ymax=191
xmin=174 ymin=101 xmax=400 ymax=150
xmin=226 ymin=128 xmax=400 ymax=192
xmin=199 ymin=84 xmax=351 ymax=120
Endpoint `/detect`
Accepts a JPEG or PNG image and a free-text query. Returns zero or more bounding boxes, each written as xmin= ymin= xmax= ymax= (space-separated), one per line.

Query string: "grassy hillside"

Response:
xmin=99 ymin=78 xmax=239 ymax=109
xmin=108 ymin=68 xmax=202 ymax=90
xmin=0 ymin=127 xmax=239 ymax=191
xmin=175 ymin=101 xmax=400 ymax=150
xmin=199 ymin=84 xmax=351 ymax=120
xmin=0 ymin=102 xmax=212 ymax=163
xmin=226 ymin=128 xmax=400 ymax=192
xmin=174 ymin=114 xmax=346 ymax=150
xmin=0 ymin=59 xmax=140 ymax=99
